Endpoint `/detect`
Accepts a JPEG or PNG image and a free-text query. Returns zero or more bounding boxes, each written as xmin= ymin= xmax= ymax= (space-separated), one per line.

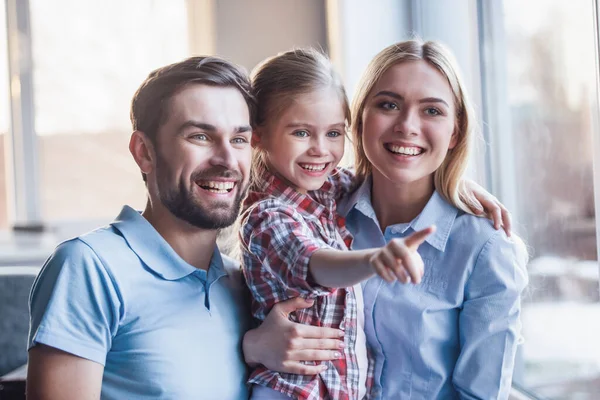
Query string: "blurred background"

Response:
xmin=1 ymin=0 xmax=599 ymax=399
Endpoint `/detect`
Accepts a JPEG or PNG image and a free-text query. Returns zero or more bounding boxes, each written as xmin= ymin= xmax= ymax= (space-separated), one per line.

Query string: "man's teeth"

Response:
xmin=388 ymin=145 xmax=423 ymax=156
xmin=198 ymin=181 xmax=235 ymax=193
xmin=300 ymin=163 xmax=327 ymax=171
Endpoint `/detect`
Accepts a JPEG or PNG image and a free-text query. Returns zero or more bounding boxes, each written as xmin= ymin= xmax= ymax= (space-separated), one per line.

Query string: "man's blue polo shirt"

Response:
xmin=28 ymin=206 xmax=250 ymax=399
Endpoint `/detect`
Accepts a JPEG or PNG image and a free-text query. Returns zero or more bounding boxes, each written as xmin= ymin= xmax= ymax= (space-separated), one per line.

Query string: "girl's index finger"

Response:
xmin=404 ymin=225 xmax=436 ymax=249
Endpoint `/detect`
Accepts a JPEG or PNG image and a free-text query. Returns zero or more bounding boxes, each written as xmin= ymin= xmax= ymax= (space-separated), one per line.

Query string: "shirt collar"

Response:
xmin=338 ymin=176 xmax=375 ymax=219
xmin=111 ymin=206 xmax=228 ymax=281
xmin=342 ymin=178 xmax=457 ymax=252
xmin=245 ymin=170 xmax=335 ymax=216
xmin=411 ymin=191 xmax=457 ymax=252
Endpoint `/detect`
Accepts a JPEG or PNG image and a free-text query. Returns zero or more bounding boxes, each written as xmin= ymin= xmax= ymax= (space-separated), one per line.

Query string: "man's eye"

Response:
xmin=191 ymin=133 xmax=208 ymax=141
xmin=231 ymin=137 xmax=249 ymax=144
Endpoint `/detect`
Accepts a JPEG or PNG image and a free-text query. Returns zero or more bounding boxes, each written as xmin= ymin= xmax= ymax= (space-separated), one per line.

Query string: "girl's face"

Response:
xmin=259 ymin=88 xmax=346 ymax=193
xmin=361 ymin=60 xmax=457 ymax=191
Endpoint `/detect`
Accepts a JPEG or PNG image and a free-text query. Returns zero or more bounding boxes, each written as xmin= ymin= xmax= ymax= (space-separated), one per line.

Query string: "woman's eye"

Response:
xmin=327 ymin=131 xmax=342 ymax=138
xmin=378 ymin=101 xmax=399 ymax=110
xmin=293 ymin=130 xmax=309 ymax=137
xmin=424 ymin=107 xmax=442 ymax=116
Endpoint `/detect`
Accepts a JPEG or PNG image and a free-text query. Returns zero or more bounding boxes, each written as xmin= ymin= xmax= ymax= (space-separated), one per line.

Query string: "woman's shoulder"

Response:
xmin=452 ymin=212 xmax=527 ymax=261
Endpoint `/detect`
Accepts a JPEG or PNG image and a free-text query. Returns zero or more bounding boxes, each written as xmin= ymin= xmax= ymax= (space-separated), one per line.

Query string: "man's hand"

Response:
xmin=243 ymin=297 xmax=345 ymax=375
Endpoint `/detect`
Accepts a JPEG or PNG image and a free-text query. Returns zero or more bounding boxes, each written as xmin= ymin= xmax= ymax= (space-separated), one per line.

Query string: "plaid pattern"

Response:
xmin=240 ymin=168 xmax=372 ymax=399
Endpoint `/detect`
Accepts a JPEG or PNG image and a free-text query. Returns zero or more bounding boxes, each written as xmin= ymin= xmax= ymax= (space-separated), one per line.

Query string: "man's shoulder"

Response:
xmin=49 ymin=225 xmax=136 ymax=275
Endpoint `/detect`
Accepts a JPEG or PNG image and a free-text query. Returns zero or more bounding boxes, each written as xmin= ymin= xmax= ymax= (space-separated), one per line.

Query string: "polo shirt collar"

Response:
xmin=111 ymin=206 xmax=227 ymax=281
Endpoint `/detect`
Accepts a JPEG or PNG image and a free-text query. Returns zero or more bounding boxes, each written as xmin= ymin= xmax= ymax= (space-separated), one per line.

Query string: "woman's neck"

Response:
xmin=370 ymin=171 xmax=435 ymax=232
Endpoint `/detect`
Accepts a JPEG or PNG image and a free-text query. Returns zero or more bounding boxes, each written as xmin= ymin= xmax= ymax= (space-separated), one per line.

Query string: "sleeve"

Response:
xmin=28 ymin=239 xmax=122 ymax=366
xmin=328 ymin=167 xmax=356 ymax=200
xmin=241 ymin=203 xmax=336 ymax=307
xmin=452 ymin=232 xmax=529 ymax=400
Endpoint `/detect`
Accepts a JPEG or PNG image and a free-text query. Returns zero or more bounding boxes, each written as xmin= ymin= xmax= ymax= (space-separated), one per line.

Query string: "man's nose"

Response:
xmin=210 ymin=142 xmax=237 ymax=170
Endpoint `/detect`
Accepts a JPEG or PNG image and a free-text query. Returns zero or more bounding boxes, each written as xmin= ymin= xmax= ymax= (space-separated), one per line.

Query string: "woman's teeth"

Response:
xmin=299 ymin=163 xmax=327 ymax=171
xmin=388 ymin=145 xmax=423 ymax=156
xmin=198 ymin=181 xmax=235 ymax=193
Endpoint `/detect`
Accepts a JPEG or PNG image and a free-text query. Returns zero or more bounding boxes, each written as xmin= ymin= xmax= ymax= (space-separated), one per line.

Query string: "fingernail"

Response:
xmin=338 ymin=330 xmax=345 ymax=337
xmin=320 ymin=365 xmax=328 ymax=371
xmin=338 ymin=341 xmax=345 ymax=348
xmin=333 ymin=352 xmax=342 ymax=358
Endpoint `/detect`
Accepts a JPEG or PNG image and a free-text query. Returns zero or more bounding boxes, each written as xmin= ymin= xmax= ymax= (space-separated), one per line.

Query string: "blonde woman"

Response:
xmin=334 ymin=40 xmax=528 ymax=399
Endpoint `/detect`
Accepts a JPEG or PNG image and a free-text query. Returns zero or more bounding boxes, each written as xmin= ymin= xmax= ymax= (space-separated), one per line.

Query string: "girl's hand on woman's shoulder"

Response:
xmin=460 ymin=179 xmax=512 ymax=236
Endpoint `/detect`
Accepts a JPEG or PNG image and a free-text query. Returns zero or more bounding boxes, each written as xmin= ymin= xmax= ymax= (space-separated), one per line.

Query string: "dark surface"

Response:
xmin=0 ymin=274 xmax=36 ymax=376
xmin=0 ymin=380 xmax=25 ymax=400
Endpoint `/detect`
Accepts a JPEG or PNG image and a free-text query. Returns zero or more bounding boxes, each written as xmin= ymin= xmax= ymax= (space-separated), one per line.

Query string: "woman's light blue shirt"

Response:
xmin=339 ymin=179 xmax=528 ymax=400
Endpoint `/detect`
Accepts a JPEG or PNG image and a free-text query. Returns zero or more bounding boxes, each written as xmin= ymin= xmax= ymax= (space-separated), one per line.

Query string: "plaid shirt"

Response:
xmin=240 ymin=168 xmax=373 ymax=400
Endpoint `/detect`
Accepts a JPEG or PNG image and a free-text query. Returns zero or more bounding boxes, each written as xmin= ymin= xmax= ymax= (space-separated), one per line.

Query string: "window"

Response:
xmin=502 ymin=0 xmax=600 ymax=397
xmin=0 ymin=3 xmax=9 ymax=229
xmin=29 ymin=0 xmax=189 ymax=222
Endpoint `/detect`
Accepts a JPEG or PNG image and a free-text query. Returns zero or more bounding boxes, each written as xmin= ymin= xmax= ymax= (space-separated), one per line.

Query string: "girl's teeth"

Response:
xmin=388 ymin=145 xmax=422 ymax=155
xmin=300 ymin=164 xmax=326 ymax=171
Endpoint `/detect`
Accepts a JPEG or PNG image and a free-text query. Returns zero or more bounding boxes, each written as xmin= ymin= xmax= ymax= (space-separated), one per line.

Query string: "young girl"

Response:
xmin=239 ymin=49 xmax=433 ymax=400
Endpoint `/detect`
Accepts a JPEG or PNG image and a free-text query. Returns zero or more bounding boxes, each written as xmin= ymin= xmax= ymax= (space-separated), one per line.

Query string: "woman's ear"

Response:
xmin=129 ymin=130 xmax=155 ymax=176
xmin=448 ymin=131 xmax=458 ymax=149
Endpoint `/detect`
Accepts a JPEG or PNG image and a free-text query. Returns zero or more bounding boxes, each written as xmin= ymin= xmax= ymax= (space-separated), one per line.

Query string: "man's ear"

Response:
xmin=129 ymin=130 xmax=155 ymax=176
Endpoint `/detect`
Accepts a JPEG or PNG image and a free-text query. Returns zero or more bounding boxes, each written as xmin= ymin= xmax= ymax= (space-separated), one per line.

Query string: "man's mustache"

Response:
xmin=192 ymin=167 xmax=243 ymax=182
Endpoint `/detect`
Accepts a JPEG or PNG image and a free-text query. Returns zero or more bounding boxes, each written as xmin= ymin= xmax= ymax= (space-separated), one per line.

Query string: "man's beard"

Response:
xmin=156 ymin=158 xmax=247 ymax=230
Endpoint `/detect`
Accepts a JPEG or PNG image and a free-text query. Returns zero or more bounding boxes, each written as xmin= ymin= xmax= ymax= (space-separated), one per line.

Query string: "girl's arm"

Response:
xmin=309 ymin=226 xmax=435 ymax=288
xmin=452 ymin=232 xmax=529 ymax=399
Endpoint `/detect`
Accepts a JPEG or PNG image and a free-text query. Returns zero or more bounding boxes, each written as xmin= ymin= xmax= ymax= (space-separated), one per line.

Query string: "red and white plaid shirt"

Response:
xmin=240 ymin=168 xmax=373 ymax=400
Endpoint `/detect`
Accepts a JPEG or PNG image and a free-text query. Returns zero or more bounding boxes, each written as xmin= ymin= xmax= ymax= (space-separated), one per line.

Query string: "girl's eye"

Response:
xmin=327 ymin=131 xmax=342 ymax=138
xmin=424 ymin=107 xmax=442 ymax=116
xmin=378 ymin=101 xmax=399 ymax=110
xmin=293 ymin=130 xmax=309 ymax=137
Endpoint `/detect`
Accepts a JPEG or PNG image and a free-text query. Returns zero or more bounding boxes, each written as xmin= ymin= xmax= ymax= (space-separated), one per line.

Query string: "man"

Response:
xmin=27 ymin=56 xmax=343 ymax=400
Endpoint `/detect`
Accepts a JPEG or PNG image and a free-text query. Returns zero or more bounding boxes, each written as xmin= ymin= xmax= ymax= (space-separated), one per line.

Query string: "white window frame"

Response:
xmin=4 ymin=0 xmax=43 ymax=230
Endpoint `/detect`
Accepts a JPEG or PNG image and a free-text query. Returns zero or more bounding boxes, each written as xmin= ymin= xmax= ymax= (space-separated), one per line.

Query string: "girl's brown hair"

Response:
xmin=249 ymin=48 xmax=350 ymax=188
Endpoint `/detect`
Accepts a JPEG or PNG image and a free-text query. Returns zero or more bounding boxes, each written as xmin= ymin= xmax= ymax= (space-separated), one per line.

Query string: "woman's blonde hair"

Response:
xmin=351 ymin=39 xmax=478 ymax=214
xmin=249 ymin=48 xmax=350 ymax=189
